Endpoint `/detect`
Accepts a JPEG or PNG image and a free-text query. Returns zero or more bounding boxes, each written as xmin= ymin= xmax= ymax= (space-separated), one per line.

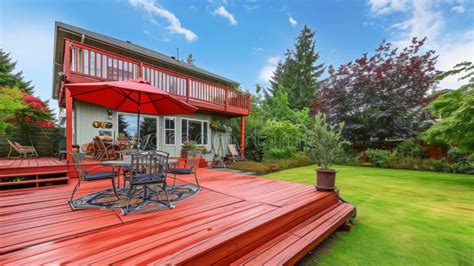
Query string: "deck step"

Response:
xmin=0 ymin=170 xmax=68 ymax=178
xmin=0 ymin=177 xmax=70 ymax=187
xmin=157 ymin=192 xmax=353 ymax=265
xmin=231 ymin=203 xmax=355 ymax=266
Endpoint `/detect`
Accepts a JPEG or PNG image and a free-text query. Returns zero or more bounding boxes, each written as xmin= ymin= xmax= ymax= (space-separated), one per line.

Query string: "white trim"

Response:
xmin=181 ymin=117 xmax=210 ymax=145
xmin=163 ymin=116 xmax=177 ymax=146
xmin=116 ymin=111 xmax=160 ymax=149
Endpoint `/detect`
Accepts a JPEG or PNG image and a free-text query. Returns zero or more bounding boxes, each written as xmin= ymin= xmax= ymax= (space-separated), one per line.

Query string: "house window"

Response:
xmin=181 ymin=119 xmax=209 ymax=145
xmin=117 ymin=113 xmax=158 ymax=150
xmin=164 ymin=117 xmax=176 ymax=145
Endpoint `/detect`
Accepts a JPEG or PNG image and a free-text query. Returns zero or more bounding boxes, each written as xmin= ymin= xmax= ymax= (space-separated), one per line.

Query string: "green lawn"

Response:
xmin=264 ymin=165 xmax=474 ymax=265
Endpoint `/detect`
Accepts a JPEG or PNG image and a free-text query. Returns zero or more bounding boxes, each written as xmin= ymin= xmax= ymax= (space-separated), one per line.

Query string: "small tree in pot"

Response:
xmin=307 ymin=113 xmax=349 ymax=191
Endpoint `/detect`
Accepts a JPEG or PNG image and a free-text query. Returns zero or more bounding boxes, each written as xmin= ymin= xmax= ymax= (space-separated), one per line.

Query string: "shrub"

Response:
xmin=333 ymin=142 xmax=356 ymax=165
xmin=447 ymin=147 xmax=474 ymax=174
xmin=395 ymin=139 xmax=426 ymax=158
xmin=230 ymin=161 xmax=270 ymax=173
xmin=245 ymin=132 xmax=266 ymax=162
xmin=266 ymin=154 xmax=313 ymax=169
xmin=420 ymin=158 xmax=451 ymax=172
xmin=230 ymin=154 xmax=313 ymax=174
xmin=365 ymin=149 xmax=391 ymax=167
xmin=261 ymin=120 xmax=303 ymax=151
xmin=264 ymin=147 xmax=297 ymax=160
xmin=395 ymin=156 xmax=423 ymax=170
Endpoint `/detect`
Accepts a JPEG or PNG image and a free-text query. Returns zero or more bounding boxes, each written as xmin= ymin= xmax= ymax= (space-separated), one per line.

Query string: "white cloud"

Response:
xmin=149 ymin=18 xmax=159 ymax=25
xmin=129 ymin=0 xmax=198 ymax=42
xmin=213 ymin=6 xmax=238 ymax=25
xmin=368 ymin=0 xmax=409 ymax=15
xmin=289 ymin=15 xmax=297 ymax=27
xmin=451 ymin=5 xmax=465 ymax=13
xmin=369 ymin=0 xmax=474 ymax=90
xmin=259 ymin=56 xmax=280 ymax=83
xmin=243 ymin=0 xmax=259 ymax=11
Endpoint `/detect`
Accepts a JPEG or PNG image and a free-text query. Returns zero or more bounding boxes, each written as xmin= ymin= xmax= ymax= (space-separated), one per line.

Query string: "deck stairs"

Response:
xmin=158 ymin=191 xmax=356 ymax=265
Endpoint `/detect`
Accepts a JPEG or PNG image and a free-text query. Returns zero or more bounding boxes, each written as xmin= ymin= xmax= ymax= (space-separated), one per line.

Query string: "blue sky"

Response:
xmin=1 ymin=0 xmax=473 ymax=114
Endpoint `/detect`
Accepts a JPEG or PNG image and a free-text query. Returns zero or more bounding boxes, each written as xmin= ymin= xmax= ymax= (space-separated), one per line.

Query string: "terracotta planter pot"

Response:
xmin=315 ymin=168 xmax=337 ymax=191
xmin=269 ymin=164 xmax=278 ymax=171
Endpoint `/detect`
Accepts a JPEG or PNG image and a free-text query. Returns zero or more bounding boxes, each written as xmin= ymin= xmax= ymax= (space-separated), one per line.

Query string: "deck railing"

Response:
xmin=65 ymin=40 xmax=250 ymax=112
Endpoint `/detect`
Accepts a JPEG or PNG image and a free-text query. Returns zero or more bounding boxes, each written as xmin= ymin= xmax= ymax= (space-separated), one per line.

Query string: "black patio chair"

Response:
xmin=69 ymin=152 xmax=119 ymax=210
xmin=55 ymin=136 xmax=67 ymax=160
xmin=168 ymin=150 xmax=201 ymax=190
xmin=123 ymin=151 xmax=174 ymax=215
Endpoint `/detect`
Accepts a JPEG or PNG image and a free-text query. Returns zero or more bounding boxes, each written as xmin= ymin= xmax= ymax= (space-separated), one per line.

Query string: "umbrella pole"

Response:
xmin=137 ymin=92 xmax=141 ymax=152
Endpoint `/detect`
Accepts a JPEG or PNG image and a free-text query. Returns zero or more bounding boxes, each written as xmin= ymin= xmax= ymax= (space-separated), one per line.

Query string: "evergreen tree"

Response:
xmin=118 ymin=115 xmax=130 ymax=139
xmin=265 ymin=49 xmax=294 ymax=104
xmin=288 ymin=25 xmax=324 ymax=110
xmin=267 ymin=26 xmax=324 ymax=110
xmin=0 ymin=49 xmax=35 ymax=94
xmin=186 ymin=53 xmax=195 ymax=64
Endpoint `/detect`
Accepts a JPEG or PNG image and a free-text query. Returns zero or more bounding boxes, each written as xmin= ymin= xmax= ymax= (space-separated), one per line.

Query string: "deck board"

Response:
xmin=0 ymin=166 xmax=352 ymax=264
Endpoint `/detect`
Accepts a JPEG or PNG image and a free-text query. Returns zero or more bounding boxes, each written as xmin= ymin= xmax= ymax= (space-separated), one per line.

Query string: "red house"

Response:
xmin=52 ymin=21 xmax=250 ymax=159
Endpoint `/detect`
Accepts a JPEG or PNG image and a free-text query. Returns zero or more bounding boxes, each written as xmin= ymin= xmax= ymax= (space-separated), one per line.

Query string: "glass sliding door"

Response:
xmin=117 ymin=113 xmax=158 ymax=150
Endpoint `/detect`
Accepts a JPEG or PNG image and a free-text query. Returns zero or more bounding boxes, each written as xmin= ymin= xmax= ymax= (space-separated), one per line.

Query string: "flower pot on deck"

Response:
xmin=315 ymin=168 xmax=337 ymax=191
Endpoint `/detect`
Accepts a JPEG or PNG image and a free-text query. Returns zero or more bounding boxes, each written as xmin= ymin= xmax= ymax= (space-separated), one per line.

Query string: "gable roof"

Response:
xmin=52 ymin=21 xmax=239 ymax=99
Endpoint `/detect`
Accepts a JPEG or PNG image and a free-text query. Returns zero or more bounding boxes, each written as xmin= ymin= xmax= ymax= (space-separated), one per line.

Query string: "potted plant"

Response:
xmin=269 ymin=163 xmax=279 ymax=171
xmin=210 ymin=120 xmax=222 ymax=130
xmin=307 ymin=113 xmax=349 ymax=191
xmin=181 ymin=141 xmax=207 ymax=158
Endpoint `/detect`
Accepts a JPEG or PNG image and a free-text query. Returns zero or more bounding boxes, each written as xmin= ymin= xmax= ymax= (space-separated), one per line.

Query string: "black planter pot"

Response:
xmin=315 ymin=168 xmax=337 ymax=191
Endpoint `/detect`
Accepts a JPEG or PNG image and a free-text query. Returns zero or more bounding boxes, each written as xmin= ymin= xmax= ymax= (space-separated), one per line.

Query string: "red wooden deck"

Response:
xmin=0 ymin=166 xmax=355 ymax=265
xmin=0 ymin=157 xmax=103 ymax=189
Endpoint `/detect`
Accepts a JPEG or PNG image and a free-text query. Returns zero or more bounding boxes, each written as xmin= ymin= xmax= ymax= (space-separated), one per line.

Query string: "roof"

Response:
xmin=52 ymin=21 xmax=239 ymax=99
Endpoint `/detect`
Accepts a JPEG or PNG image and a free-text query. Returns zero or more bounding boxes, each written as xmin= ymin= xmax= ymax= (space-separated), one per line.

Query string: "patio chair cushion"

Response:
xmin=130 ymin=173 xmax=166 ymax=185
xmin=168 ymin=168 xmax=193 ymax=175
xmin=83 ymin=171 xmax=116 ymax=181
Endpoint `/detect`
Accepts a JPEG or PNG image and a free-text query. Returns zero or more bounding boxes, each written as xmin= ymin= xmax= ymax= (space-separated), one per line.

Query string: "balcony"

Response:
xmin=62 ymin=40 xmax=250 ymax=117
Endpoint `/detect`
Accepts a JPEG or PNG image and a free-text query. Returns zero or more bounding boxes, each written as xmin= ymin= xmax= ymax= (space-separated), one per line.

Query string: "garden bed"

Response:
xmin=229 ymin=155 xmax=313 ymax=175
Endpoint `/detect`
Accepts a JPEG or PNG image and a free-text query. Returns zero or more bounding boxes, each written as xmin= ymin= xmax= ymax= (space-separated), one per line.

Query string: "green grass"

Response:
xmin=264 ymin=165 xmax=474 ymax=265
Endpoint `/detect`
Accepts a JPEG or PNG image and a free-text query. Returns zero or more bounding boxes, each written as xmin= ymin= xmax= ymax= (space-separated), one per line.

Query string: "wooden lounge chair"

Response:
xmin=227 ymin=144 xmax=244 ymax=163
xmin=7 ymin=140 xmax=38 ymax=159
xmin=93 ymin=137 xmax=116 ymax=161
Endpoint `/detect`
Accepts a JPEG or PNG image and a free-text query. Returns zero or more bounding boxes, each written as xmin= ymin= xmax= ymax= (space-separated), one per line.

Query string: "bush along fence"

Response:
xmin=355 ymin=139 xmax=473 ymax=174
xmin=0 ymin=127 xmax=65 ymax=157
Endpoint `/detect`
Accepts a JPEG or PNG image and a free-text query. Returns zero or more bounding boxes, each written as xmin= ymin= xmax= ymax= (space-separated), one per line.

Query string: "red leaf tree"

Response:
xmin=5 ymin=88 xmax=55 ymax=145
xmin=311 ymin=37 xmax=438 ymax=143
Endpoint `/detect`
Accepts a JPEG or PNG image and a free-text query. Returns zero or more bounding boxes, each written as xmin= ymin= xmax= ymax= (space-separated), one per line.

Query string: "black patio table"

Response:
xmin=102 ymin=157 xmax=178 ymax=188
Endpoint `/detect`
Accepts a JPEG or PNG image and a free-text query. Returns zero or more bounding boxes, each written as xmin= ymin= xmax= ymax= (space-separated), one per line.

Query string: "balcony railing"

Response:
xmin=64 ymin=39 xmax=250 ymax=113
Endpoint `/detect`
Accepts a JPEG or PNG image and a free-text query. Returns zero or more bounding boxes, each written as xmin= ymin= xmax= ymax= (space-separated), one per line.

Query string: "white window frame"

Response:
xmin=163 ymin=116 xmax=176 ymax=146
xmin=181 ymin=118 xmax=209 ymax=145
xmin=116 ymin=112 xmax=159 ymax=149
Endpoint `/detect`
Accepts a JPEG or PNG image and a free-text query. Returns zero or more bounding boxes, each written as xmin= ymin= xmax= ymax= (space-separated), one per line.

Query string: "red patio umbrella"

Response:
xmin=66 ymin=78 xmax=197 ymax=150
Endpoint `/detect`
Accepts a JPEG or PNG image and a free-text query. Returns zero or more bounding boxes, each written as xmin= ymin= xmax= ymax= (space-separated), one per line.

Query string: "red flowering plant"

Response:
xmin=1 ymin=87 xmax=55 ymax=144
xmin=16 ymin=92 xmax=55 ymax=128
